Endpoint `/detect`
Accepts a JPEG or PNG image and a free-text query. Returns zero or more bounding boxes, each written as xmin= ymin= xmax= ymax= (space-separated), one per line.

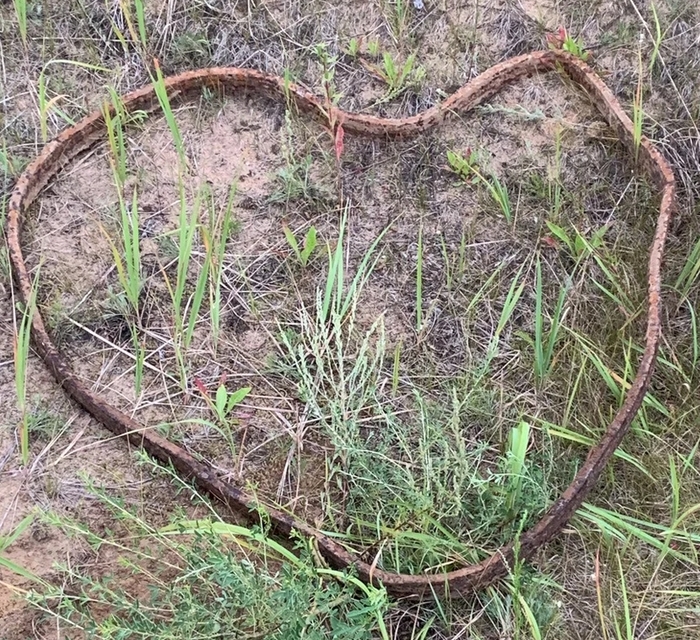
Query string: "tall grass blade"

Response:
xmin=173 ymin=185 xmax=202 ymax=336
xmin=184 ymin=226 xmax=212 ymax=348
xmin=104 ymin=87 xmax=128 ymax=185
xmin=536 ymin=418 xmax=652 ymax=478
xmin=633 ymin=47 xmax=644 ymax=160
xmin=0 ymin=513 xmax=45 ymax=584
xmin=506 ymin=420 xmax=530 ymax=512
xmin=614 ymin=552 xmax=633 ymax=640
xmin=12 ymin=0 xmax=28 ymax=48
xmin=483 ymin=265 xmax=525 ymax=370
xmin=321 ymin=205 xmax=390 ymax=322
xmin=577 ymin=504 xmax=694 ymax=562
xmin=151 ymin=59 xmax=186 ymax=167
xmin=533 ymin=257 xmax=569 ymax=385
xmin=209 ymin=183 xmax=237 ymax=348
xmin=322 ymin=206 xmax=346 ymax=321
xmin=134 ymin=0 xmax=148 ymax=49
xmin=38 ymin=60 xmax=110 ymax=143
xmin=516 ymin=591 xmax=543 ymax=640
xmin=675 ymin=236 xmax=700 ymax=298
xmin=14 ymin=268 xmax=40 ymax=465
xmin=416 ymin=224 xmax=423 ymax=331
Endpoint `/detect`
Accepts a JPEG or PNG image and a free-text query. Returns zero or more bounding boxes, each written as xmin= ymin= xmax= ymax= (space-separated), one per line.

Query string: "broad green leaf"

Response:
xmin=226 ymin=387 xmax=251 ymax=414
xmin=215 ymin=384 xmax=228 ymax=418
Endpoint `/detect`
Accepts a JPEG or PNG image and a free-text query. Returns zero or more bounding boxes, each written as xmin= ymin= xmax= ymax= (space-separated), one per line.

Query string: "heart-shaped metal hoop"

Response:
xmin=7 ymin=50 xmax=675 ymax=596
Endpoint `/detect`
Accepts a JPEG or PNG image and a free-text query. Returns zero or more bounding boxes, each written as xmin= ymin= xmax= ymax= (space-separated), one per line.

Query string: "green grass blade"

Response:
xmin=675 ymin=236 xmax=700 ymax=298
xmin=0 ymin=513 xmax=35 ymax=552
xmin=506 ymin=420 xmax=530 ymax=512
xmin=577 ymin=504 xmax=692 ymax=562
xmin=160 ymin=519 xmax=303 ymax=567
xmin=151 ymin=60 xmax=186 ymax=167
xmin=616 ymin=552 xmax=633 ymax=640
xmin=536 ymin=419 xmax=652 ymax=478
xmin=534 ymin=257 xmax=544 ymax=380
xmin=0 ymin=556 xmax=45 ymax=584
xmin=416 ymin=225 xmax=423 ymax=331
xmin=184 ymin=231 xmax=211 ymax=348
xmin=483 ymin=264 xmax=525 ymax=370
xmin=14 ymin=268 xmax=40 ymax=465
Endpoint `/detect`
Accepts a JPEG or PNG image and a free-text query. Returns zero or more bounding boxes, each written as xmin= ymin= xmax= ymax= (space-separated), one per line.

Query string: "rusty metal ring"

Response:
xmin=7 ymin=50 xmax=675 ymax=596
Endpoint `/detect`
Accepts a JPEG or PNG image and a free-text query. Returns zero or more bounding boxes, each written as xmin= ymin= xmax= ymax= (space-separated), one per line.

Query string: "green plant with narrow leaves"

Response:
xmin=416 ymin=224 xmax=424 ymax=331
xmin=102 ymin=187 xmax=142 ymax=316
xmin=321 ymin=205 xmax=390 ymax=323
xmin=122 ymin=0 xmax=148 ymax=51
xmin=12 ymin=0 xmax=28 ymax=48
xmin=207 ymin=182 xmax=238 ymax=349
xmin=38 ymin=60 xmax=110 ymax=142
xmin=633 ymin=45 xmax=645 ymax=160
xmin=516 ymin=257 xmax=569 ymax=386
xmin=377 ymin=51 xmax=425 ymax=102
xmin=100 ymin=88 xmax=151 ymax=395
xmin=103 ymin=88 xmax=128 ymax=185
xmin=648 ymin=3 xmax=671 ymax=75
xmin=385 ymin=0 xmax=411 ymax=44
xmin=163 ymin=186 xmax=206 ymax=355
xmin=545 ymin=221 xmax=608 ymax=262
xmin=0 ymin=513 xmax=45 ymax=584
xmin=534 ymin=417 xmax=651 ymax=478
xmin=107 ymin=0 xmax=148 ymax=56
xmin=151 ymin=60 xmax=187 ymax=167
xmin=14 ymin=268 xmax=40 ymax=465
xmin=448 ymin=149 xmax=512 ymax=223
xmin=506 ymin=420 xmax=531 ymax=515
xmin=675 ymin=235 xmax=700 ymax=299
xmin=481 ymin=265 xmax=526 ymax=372
xmin=283 ymin=224 xmax=318 ymax=267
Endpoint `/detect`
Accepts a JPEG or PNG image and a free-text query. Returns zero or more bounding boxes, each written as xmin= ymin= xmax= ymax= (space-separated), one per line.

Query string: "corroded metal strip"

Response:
xmin=7 ymin=50 xmax=675 ymax=597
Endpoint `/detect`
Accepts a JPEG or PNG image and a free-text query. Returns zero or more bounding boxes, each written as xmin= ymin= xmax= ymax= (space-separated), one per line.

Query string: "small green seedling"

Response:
xmin=214 ymin=385 xmax=250 ymax=424
xmin=505 ymin=420 xmax=531 ymax=514
xmin=545 ymin=221 xmax=608 ymax=261
xmin=547 ymin=26 xmax=590 ymax=61
xmin=377 ymin=52 xmax=425 ymax=101
xmin=283 ymin=225 xmax=318 ymax=267
xmin=346 ymin=37 xmax=360 ymax=57
xmin=0 ymin=513 xmax=44 ymax=584
xmin=382 ymin=52 xmax=412 ymax=90
xmin=447 ymin=149 xmax=512 ymax=223
xmin=195 ymin=377 xmax=251 ymax=424
xmin=313 ymin=43 xmax=343 ymax=123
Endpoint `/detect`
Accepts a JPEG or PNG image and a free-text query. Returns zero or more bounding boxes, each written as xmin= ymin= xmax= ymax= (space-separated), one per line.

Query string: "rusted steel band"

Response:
xmin=7 ymin=50 xmax=675 ymax=596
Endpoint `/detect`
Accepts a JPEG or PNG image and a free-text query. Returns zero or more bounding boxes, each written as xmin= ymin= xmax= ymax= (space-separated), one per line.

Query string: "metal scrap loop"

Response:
xmin=7 ymin=50 xmax=675 ymax=596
